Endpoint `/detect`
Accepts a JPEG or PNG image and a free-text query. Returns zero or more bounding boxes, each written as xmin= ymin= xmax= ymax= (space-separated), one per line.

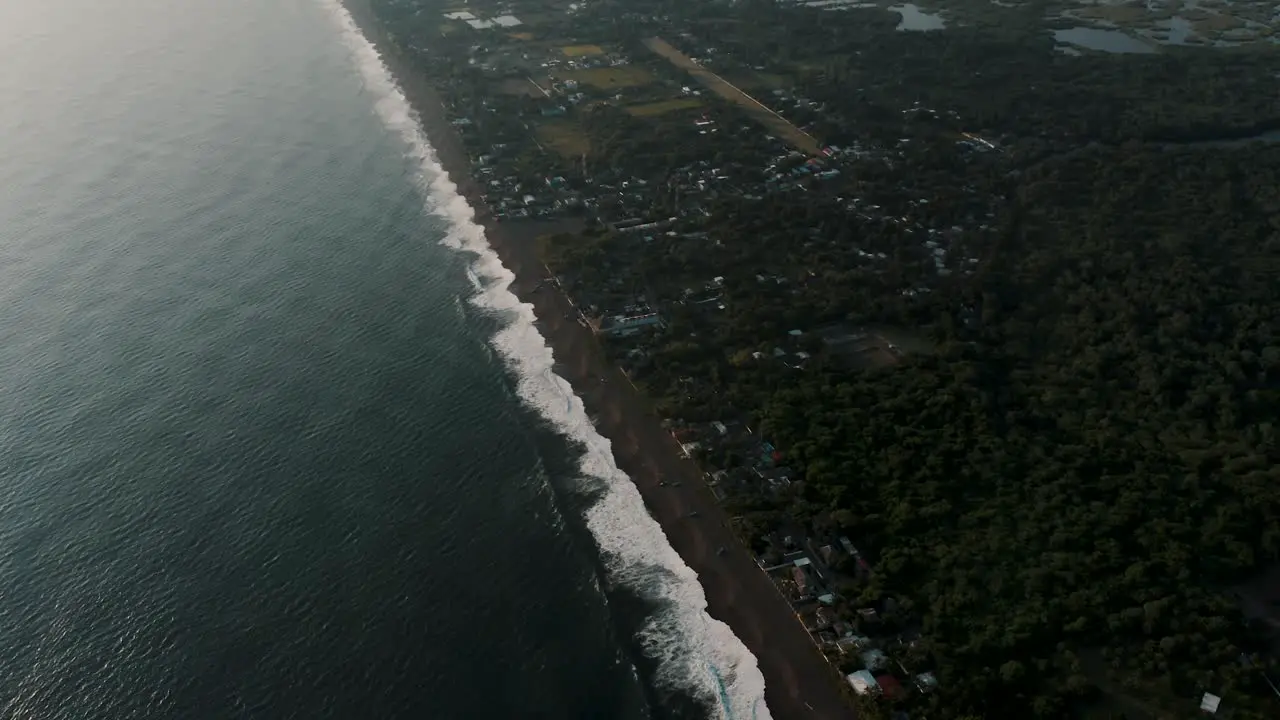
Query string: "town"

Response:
xmin=367 ymin=0 xmax=1280 ymax=717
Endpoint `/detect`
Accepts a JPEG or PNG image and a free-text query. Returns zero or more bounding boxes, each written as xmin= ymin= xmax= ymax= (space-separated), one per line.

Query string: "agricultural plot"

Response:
xmin=625 ymin=98 xmax=704 ymax=117
xmin=536 ymin=121 xmax=590 ymax=158
xmin=560 ymin=44 xmax=605 ymax=57
xmin=559 ymin=66 xmax=654 ymax=90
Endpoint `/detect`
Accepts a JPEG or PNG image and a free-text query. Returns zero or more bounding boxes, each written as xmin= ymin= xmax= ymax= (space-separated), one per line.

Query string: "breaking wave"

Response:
xmin=320 ymin=2 xmax=772 ymax=718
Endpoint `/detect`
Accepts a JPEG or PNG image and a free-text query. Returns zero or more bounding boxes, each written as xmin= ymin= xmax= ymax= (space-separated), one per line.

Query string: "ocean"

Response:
xmin=0 ymin=1 xmax=773 ymax=718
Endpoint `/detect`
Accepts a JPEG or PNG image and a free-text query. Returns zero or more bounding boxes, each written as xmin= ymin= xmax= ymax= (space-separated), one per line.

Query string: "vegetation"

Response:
xmin=370 ymin=0 xmax=1280 ymax=714
xmin=760 ymin=145 xmax=1280 ymax=718
xmin=624 ymin=98 xmax=704 ymax=117
xmin=559 ymin=65 xmax=655 ymax=89
xmin=535 ymin=120 xmax=591 ymax=158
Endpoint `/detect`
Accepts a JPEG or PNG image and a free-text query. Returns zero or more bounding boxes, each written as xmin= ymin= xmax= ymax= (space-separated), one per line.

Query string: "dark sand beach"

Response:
xmin=341 ymin=3 xmax=856 ymax=718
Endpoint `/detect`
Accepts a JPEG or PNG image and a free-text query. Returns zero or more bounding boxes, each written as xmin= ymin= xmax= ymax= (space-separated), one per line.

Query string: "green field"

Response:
xmin=560 ymin=44 xmax=605 ymax=57
xmin=560 ymin=65 xmax=654 ymax=90
xmin=625 ymin=98 xmax=704 ymax=116
xmin=536 ymin=121 xmax=590 ymax=158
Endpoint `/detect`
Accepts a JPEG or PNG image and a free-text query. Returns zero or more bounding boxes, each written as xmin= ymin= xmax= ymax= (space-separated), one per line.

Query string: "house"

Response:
xmin=599 ymin=313 xmax=665 ymax=337
xmin=875 ymin=675 xmax=905 ymax=700
xmin=846 ymin=670 xmax=878 ymax=695
xmin=814 ymin=607 xmax=835 ymax=628
xmin=915 ymin=672 xmax=939 ymax=693
xmin=790 ymin=566 xmax=810 ymax=594
xmin=819 ymin=544 xmax=837 ymax=565
xmin=839 ymin=633 xmax=872 ymax=653
xmin=758 ymin=466 xmax=792 ymax=490
xmin=861 ymin=648 xmax=888 ymax=671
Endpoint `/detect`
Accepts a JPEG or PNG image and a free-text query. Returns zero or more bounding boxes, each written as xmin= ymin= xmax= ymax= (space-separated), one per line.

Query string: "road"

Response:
xmin=644 ymin=37 xmax=824 ymax=156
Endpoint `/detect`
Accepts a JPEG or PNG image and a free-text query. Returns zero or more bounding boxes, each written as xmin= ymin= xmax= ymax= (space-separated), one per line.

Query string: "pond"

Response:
xmin=1053 ymin=27 xmax=1158 ymax=54
xmin=890 ymin=4 xmax=947 ymax=31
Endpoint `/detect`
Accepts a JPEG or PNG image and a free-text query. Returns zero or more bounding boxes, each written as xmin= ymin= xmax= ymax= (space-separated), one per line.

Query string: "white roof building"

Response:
xmin=846 ymin=670 xmax=877 ymax=695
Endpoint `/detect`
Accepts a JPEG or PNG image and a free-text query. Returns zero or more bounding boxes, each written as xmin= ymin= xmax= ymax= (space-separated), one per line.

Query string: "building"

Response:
xmin=599 ymin=312 xmax=664 ymax=337
xmin=846 ymin=670 xmax=878 ymax=695
xmin=790 ymin=566 xmax=809 ymax=594
xmin=861 ymin=648 xmax=888 ymax=672
xmin=915 ymin=672 xmax=939 ymax=693
xmin=875 ymin=674 xmax=905 ymax=700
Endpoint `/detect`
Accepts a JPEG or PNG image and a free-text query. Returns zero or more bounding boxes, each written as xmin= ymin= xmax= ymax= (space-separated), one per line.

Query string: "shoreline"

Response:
xmin=338 ymin=2 xmax=855 ymax=718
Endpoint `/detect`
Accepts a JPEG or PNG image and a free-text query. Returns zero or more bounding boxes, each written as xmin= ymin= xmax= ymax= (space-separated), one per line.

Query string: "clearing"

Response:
xmin=559 ymin=65 xmax=654 ymax=90
xmin=625 ymin=98 xmax=704 ymax=117
xmin=560 ymin=44 xmax=605 ymax=57
xmin=536 ymin=121 xmax=590 ymax=158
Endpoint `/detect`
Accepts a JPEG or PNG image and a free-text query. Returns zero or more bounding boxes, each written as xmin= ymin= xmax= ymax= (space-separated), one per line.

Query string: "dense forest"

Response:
xmin=762 ymin=145 xmax=1280 ymax=718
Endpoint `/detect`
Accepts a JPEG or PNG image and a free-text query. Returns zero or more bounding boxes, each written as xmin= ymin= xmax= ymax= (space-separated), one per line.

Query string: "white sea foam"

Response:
xmin=320 ymin=2 xmax=774 ymax=718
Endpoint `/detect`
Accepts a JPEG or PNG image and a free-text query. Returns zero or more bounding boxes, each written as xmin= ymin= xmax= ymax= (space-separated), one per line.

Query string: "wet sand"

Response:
xmin=341 ymin=3 xmax=856 ymax=718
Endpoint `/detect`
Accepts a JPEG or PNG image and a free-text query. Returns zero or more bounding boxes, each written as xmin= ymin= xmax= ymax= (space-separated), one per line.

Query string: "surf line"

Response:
xmin=319 ymin=2 xmax=773 ymax=718
xmin=546 ymin=368 xmax=572 ymax=414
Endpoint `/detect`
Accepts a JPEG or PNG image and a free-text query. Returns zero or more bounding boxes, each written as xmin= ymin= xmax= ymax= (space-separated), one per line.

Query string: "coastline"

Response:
xmin=337 ymin=2 xmax=856 ymax=718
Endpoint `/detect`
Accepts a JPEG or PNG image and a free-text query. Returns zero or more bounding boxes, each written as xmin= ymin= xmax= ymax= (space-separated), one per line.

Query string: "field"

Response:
xmin=625 ymin=98 xmax=704 ymax=117
xmin=536 ymin=121 xmax=590 ymax=158
xmin=1190 ymin=11 xmax=1245 ymax=33
xmin=560 ymin=44 xmax=605 ymax=57
xmin=816 ymin=325 xmax=932 ymax=370
xmin=644 ymin=37 xmax=822 ymax=155
xmin=559 ymin=65 xmax=654 ymax=90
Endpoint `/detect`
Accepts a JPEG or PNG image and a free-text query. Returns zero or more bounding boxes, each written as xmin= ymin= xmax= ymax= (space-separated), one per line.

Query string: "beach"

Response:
xmin=339 ymin=3 xmax=856 ymax=718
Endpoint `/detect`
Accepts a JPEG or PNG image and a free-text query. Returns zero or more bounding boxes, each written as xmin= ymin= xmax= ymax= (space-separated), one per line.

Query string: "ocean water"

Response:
xmin=0 ymin=0 xmax=770 ymax=718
